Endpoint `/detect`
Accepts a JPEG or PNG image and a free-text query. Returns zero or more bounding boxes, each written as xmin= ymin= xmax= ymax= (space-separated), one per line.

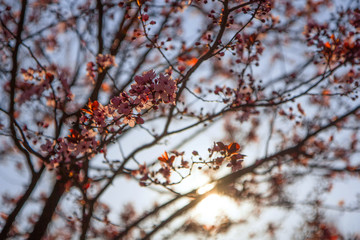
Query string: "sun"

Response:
xmin=192 ymin=193 xmax=236 ymax=225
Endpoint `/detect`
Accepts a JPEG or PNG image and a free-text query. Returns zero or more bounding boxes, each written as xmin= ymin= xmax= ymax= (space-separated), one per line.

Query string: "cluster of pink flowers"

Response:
xmin=129 ymin=70 xmax=177 ymax=106
xmin=15 ymin=69 xmax=54 ymax=104
xmin=40 ymin=128 xmax=99 ymax=168
xmin=82 ymin=70 xmax=177 ymax=131
xmin=96 ymin=54 xmax=116 ymax=70
xmin=208 ymin=142 xmax=245 ymax=172
xmin=14 ymin=68 xmax=73 ymax=107
xmin=109 ymin=70 xmax=177 ymax=126
xmin=154 ymin=73 xmax=177 ymax=104
xmin=131 ymin=141 xmax=245 ymax=187
xmin=41 ymin=70 xmax=177 ymax=167
xmin=87 ymin=54 xmax=117 ymax=83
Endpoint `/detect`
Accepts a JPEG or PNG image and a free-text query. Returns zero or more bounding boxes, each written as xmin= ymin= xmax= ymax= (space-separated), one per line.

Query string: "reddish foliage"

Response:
xmin=0 ymin=0 xmax=359 ymax=239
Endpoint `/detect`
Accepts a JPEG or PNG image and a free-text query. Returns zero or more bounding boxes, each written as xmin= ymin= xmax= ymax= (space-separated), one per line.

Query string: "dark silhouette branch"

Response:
xmin=0 ymin=165 xmax=45 ymax=239
xmin=28 ymin=178 xmax=67 ymax=240
xmin=138 ymin=104 xmax=360 ymax=238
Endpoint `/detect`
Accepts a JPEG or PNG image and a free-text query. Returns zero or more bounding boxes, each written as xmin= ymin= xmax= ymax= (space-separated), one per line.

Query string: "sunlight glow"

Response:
xmin=196 ymin=183 xmax=215 ymax=195
xmin=193 ymin=194 xmax=236 ymax=225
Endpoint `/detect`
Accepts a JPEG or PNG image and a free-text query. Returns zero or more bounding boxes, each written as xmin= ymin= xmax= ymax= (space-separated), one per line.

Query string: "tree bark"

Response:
xmin=28 ymin=179 xmax=66 ymax=240
xmin=0 ymin=166 xmax=44 ymax=239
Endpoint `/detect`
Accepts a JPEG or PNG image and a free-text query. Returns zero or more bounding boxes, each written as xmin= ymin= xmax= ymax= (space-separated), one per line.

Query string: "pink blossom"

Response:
xmin=40 ymin=139 xmax=54 ymax=153
xmin=154 ymin=74 xmax=177 ymax=104
xmin=96 ymin=54 xmax=116 ymax=69
xmin=227 ymin=159 xmax=244 ymax=172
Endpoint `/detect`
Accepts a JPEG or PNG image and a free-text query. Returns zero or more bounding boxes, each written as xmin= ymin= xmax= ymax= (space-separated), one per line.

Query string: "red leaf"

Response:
xmin=178 ymin=65 xmax=186 ymax=72
xmin=227 ymin=160 xmax=243 ymax=172
xmin=142 ymin=14 xmax=149 ymax=21
xmin=136 ymin=116 xmax=144 ymax=124
xmin=169 ymin=155 xmax=175 ymax=165
xmin=324 ymin=41 xmax=331 ymax=49
xmin=83 ymin=182 xmax=91 ymax=190
xmin=158 ymin=151 xmax=169 ymax=162
xmin=45 ymin=72 xmax=54 ymax=82
xmin=158 ymin=151 xmax=175 ymax=166
xmin=227 ymin=142 xmax=240 ymax=154
xmin=297 ymin=103 xmax=305 ymax=116
xmin=82 ymin=100 xmax=99 ymax=115
xmin=185 ymin=58 xmax=198 ymax=67
xmin=217 ymin=142 xmax=226 ymax=150
xmin=230 ymin=153 xmax=245 ymax=161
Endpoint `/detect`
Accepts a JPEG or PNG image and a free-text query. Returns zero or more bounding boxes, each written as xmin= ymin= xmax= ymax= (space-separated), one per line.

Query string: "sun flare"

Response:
xmin=193 ymin=194 xmax=236 ymax=225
